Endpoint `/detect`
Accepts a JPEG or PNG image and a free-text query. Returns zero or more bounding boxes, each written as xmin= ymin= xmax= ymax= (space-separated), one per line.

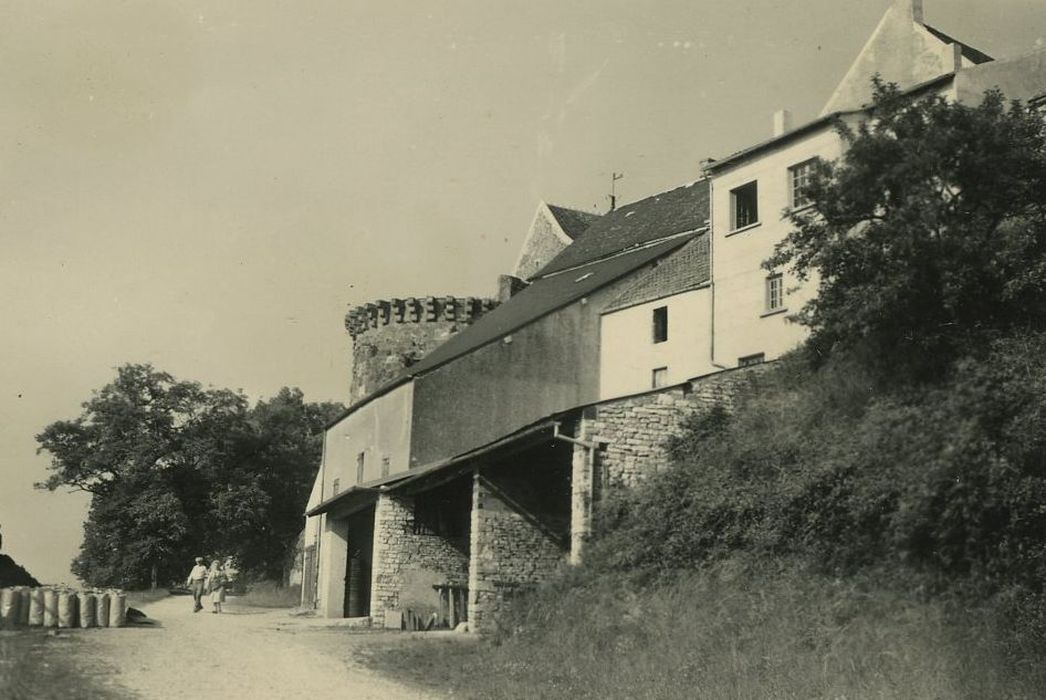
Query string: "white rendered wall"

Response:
xmin=599 ymin=288 xmax=714 ymax=399
xmin=710 ymin=127 xmax=843 ymax=367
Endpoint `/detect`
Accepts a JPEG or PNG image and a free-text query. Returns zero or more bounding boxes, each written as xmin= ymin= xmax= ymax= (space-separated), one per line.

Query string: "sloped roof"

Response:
xmin=546 ymin=204 xmax=601 ymax=240
xmin=535 ymin=181 xmax=710 ymax=276
xmin=603 ymin=235 xmax=710 ymax=313
xmin=923 ymin=24 xmax=993 ymax=65
xmin=401 ymin=236 xmax=694 ymax=378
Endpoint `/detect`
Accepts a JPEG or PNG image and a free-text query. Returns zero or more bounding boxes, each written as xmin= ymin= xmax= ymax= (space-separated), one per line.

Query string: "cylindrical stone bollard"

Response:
xmin=108 ymin=591 xmax=127 ymax=628
xmin=96 ymin=591 xmax=110 ymax=628
xmin=28 ymin=587 xmax=44 ymax=626
xmin=0 ymin=588 xmax=17 ymax=628
xmin=42 ymin=588 xmax=58 ymax=628
xmin=78 ymin=591 xmax=96 ymax=628
xmin=16 ymin=588 xmax=31 ymax=627
xmin=57 ymin=589 xmax=78 ymax=628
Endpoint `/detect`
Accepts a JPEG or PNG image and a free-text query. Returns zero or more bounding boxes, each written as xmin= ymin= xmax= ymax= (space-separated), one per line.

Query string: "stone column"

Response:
xmin=569 ymin=436 xmax=595 ymax=566
xmin=369 ymin=492 xmax=412 ymax=627
xmin=467 ymin=469 xmax=568 ymax=633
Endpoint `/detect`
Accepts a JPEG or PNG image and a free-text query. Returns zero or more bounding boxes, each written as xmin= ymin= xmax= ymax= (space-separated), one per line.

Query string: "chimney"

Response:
xmin=899 ymin=0 xmax=924 ymax=24
xmin=773 ymin=109 xmax=793 ymax=137
xmin=497 ymin=274 xmax=527 ymax=303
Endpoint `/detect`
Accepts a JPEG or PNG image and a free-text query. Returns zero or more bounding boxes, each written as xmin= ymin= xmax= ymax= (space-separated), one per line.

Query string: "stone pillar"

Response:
xmin=318 ymin=515 xmax=349 ymax=618
xmin=570 ymin=437 xmax=595 ymax=566
xmin=467 ymin=470 xmax=567 ymax=633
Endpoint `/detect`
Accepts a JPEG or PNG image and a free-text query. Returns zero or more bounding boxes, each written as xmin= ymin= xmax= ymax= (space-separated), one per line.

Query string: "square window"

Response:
xmin=652 ymin=306 xmax=668 ymax=343
xmin=652 ymin=367 xmax=668 ymax=388
xmin=766 ymin=273 xmax=784 ymax=312
xmin=789 ymin=159 xmax=818 ymax=209
xmin=356 ymin=452 xmax=365 ymax=484
xmin=738 ymin=353 xmax=765 ymax=368
xmin=730 ymin=181 xmax=759 ymax=229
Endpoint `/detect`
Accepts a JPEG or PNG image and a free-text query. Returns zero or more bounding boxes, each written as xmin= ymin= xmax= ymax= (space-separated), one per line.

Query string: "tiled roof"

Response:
xmin=603 ymin=235 xmax=710 ymax=313
xmin=923 ymin=24 xmax=993 ymax=65
xmin=546 ymin=204 xmax=601 ymax=240
xmin=535 ymin=181 xmax=710 ymax=276
xmin=400 ymin=236 xmax=695 ymax=378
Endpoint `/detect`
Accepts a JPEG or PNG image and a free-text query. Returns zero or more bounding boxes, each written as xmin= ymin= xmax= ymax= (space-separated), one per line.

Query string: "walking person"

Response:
xmin=186 ymin=556 xmax=208 ymax=613
xmin=206 ymin=560 xmax=227 ymax=614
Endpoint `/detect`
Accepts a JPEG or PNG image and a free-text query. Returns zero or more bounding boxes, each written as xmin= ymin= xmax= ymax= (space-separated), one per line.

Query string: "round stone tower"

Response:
xmin=345 ymin=296 xmax=498 ymax=404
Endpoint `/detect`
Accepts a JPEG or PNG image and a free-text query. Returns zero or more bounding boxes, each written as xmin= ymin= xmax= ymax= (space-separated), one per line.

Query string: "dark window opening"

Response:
xmin=731 ymin=181 xmax=759 ymax=229
xmin=332 ymin=478 xmax=340 ymax=495
xmin=381 ymin=456 xmax=390 ymax=478
xmin=356 ymin=452 xmax=365 ymax=484
xmin=652 ymin=306 xmax=668 ymax=343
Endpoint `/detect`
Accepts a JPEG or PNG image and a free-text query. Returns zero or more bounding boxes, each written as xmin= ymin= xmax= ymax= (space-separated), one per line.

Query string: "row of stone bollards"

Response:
xmin=0 ymin=586 xmax=127 ymax=629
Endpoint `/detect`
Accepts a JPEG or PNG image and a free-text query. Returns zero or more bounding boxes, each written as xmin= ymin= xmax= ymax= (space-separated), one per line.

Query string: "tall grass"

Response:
xmin=359 ymin=559 xmax=1046 ymax=699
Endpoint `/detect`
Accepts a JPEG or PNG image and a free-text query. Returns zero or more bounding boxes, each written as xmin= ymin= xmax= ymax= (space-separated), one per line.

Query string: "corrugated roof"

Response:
xmin=535 ymin=181 xmax=709 ymax=276
xmin=546 ymin=204 xmax=601 ymax=240
xmin=401 ymin=236 xmax=694 ymax=378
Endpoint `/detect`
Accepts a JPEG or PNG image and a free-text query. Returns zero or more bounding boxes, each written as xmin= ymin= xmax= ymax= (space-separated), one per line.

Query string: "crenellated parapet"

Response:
xmin=345 ymin=296 xmax=498 ymax=403
xmin=345 ymin=297 xmax=498 ymax=339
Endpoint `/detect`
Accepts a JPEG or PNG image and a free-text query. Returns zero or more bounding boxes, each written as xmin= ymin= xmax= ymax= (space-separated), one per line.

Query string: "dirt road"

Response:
xmin=83 ymin=595 xmax=439 ymax=700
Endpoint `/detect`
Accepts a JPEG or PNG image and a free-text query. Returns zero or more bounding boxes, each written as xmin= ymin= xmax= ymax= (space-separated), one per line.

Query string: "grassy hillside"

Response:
xmin=359 ymin=340 xmax=1046 ymax=698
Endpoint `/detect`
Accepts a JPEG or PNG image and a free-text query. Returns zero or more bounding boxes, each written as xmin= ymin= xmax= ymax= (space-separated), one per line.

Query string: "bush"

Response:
xmin=586 ymin=337 xmax=1046 ymax=639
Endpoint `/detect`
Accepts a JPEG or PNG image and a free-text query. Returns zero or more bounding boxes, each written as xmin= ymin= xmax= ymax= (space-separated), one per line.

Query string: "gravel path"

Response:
xmin=84 ymin=595 xmax=437 ymax=700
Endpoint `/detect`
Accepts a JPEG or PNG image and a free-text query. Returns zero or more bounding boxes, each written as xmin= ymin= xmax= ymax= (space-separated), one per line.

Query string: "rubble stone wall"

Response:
xmin=468 ymin=474 xmax=566 ymax=632
xmin=586 ymin=364 xmax=770 ymax=488
xmin=369 ymin=493 xmax=469 ymax=628
xmin=346 ymin=297 xmax=498 ymax=404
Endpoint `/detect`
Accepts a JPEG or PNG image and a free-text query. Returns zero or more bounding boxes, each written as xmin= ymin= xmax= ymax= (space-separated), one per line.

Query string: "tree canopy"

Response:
xmin=36 ymin=364 xmax=343 ymax=587
xmin=767 ymin=81 xmax=1046 ymax=382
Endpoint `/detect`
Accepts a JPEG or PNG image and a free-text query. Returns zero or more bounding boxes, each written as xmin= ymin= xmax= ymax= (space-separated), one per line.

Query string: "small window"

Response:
xmin=789 ymin=159 xmax=818 ymax=209
xmin=765 ymin=273 xmax=784 ymax=312
xmin=381 ymin=456 xmax=390 ymax=477
xmin=738 ymin=353 xmax=765 ymax=368
xmin=332 ymin=478 xmax=340 ymax=495
xmin=652 ymin=367 xmax=668 ymax=388
xmin=652 ymin=306 xmax=668 ymax=343
xmin=730 ymin=181 xmax=759 ymax=229
xmin=356 ymin=452 xmax=365 ymax=484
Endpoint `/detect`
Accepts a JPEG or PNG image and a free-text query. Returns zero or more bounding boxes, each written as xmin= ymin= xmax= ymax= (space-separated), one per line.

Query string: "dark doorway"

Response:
xmin=342 ymin=507 xmax=374 ymax=618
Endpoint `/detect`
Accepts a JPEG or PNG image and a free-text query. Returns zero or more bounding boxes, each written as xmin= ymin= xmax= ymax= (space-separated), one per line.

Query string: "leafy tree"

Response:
xmin=767 ymin=81 xmax=1046 ymax=382
xmin=37 ymin=364 xmax=343 ymax=587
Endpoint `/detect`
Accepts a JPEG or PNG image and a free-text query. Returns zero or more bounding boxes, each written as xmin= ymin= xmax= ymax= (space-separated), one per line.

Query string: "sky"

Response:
xmin=2 ymin=0 xmax=1045 ymax=585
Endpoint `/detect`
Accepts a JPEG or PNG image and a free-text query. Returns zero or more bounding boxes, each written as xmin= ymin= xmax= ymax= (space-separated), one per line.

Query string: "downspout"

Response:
xmin=705 ymin=167 xmax=729 ymax=371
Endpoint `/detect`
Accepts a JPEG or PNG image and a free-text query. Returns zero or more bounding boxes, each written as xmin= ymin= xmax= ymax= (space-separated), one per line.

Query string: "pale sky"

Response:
xmin=2 ymin=0 xmax=1044 ymax=584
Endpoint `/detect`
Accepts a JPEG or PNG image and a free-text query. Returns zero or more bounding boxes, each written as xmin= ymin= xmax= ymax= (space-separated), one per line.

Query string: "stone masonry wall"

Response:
xmin=585 ymin=365 xmax=770 ymax=488
xmin=346 ymin=297 xmax=497 ymax=404
xmin=370 ymin=493 xmax=469 ymax=628
xmin=468 ymin=474 xmax=566 ymax=632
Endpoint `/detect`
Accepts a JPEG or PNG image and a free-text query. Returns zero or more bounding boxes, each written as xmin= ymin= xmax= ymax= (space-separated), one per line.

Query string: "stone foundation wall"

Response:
xmin=370 ymin=493 xmax=469 ymax=628
xmin=468 ymin=474 xmax=566 ymax=633
xmin=586 ymin=365 xmax=768 ymax=488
